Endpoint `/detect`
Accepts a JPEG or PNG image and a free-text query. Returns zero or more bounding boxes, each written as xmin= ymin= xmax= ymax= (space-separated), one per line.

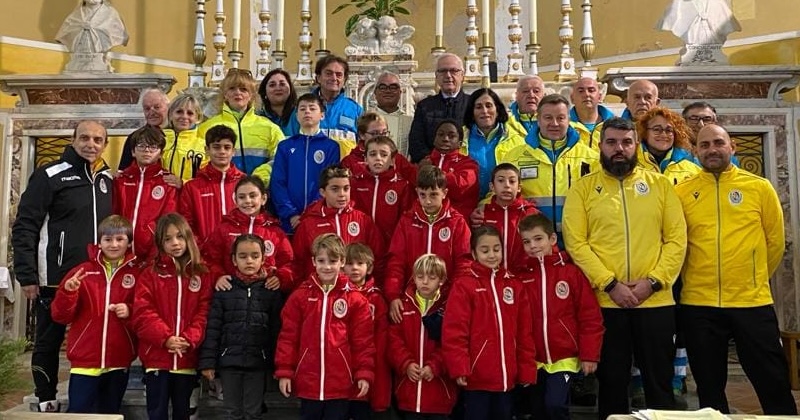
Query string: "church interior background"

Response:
xmin=1 ymin=0 xmax=800 ymax=341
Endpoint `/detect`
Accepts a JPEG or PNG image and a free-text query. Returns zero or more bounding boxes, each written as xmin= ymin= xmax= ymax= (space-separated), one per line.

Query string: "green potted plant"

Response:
xmin=332 ymin=0 xmax=410 ymax=36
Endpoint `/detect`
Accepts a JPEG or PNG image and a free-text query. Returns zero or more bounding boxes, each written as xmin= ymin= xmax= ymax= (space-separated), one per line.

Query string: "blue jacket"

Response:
xmin=287 ymin=88 xmax=363 ymax=143
xmin=269 ymin=131 xmax=341 ymax=232
xmin=257 ymin=106 xmax=298 ymax=137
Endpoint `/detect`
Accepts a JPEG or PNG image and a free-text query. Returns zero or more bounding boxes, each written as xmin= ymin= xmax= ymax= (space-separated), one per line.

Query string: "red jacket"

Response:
xmin=274 ymin=273 xmax=376 ymax=401
xmin=428 ymin=149 xmax=480 ymax=220
xmin=442 ymin=261 xmax=537 ymax=391
xmin=131 ymin=254 xmax=213 ymax=370
xmin=351 ymin=279 xmax=391 ymax=411
xmin=51 ymin=245 xmax=139 ymax=369
xmin=202 ymin=208 xmax=294 ymax=292
xmin=113 ymin=162 xmax=178 ymax=262
xmin=341 ymin=142 xmax=417 ymax=186
xmin=291 ymin=199 xmax=385 ymax=284
xmin=482 ymin=194 xmax=540 ymax=271
xmin=513 ymin=252 xmax=604 ymax=365
xmin=384 ymin=199 xmax=471 ymax=302
xmin=178 ymin=164 xmax=245 ymax=247
xmin=350 ymin=168 xmax=415 ymax=246
xmin=388 ymin=285 xmax=458 ymax=414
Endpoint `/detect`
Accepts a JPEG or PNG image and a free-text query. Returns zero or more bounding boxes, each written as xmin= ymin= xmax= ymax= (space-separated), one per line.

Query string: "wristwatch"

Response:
xmin=648 ymin=278 xmax=663 ymax=292
xmin=603 ymin=279 xmax=619 ymax=294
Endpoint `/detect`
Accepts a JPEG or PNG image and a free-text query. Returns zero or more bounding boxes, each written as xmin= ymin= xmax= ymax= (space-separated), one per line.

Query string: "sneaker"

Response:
xmin=673 ymin=389 xmax=688 ymax=410
xmin=38 ymin=400 xmax=60 ymax=412
xmin=630 ymin=387 xmax=646 ymax=409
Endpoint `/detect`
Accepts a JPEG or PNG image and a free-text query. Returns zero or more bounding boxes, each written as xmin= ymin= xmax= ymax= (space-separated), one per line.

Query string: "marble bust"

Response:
xmin=345 ymin=16 xmax=415 ymax=56
xmin=657 ymin=0 xmax=741 ymax=65
xmin=55 ymin=0 xmax=129 ymax=72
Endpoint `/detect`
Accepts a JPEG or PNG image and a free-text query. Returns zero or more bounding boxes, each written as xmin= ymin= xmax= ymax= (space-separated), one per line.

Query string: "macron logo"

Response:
xmin=61 ymin=175 xmax=81 ymax=182
xmin=290 ymin=148 xmax=296 ymax=154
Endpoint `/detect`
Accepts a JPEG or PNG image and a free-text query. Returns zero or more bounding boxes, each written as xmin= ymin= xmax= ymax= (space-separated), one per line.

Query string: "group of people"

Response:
xmin=10 ymin=50 xmax=798 ymax=420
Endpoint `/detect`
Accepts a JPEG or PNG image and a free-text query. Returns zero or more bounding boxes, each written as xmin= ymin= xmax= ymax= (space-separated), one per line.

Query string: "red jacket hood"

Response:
xmin=222 ymin=208 xmax=281 ymax=227
xmin=429 ymin=148 xmax=468 ymax=163
xmin=460 ymin=259 xmax=512 ymax=282
xmin=196 ymin=162 xmax=245 ymax=183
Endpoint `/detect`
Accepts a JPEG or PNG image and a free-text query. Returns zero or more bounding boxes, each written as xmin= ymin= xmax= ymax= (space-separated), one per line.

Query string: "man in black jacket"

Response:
xmin=12 ymin=120 xmax=113 ymax=412
xmin=408 ymin=53 xmax=469 ymax=162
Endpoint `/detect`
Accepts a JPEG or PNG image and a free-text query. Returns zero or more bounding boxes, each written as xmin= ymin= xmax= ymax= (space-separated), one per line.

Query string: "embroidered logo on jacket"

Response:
xmin=347 ymin=221 xmax=360 ymax=236
xmin=188 ymin=276 xmax=202 ymax=292
xmin=438 ymin=227 xmax=451 ymax=242
xmin=99 ymin=178 xmax=108 ymax=194
xmin=385 ymin=190 xmax=397 ymax=205
xmin=333 ymin=298 xmax=348 ymax=318
xmin=503 ymin=286 xmax=514 ymax=304
xmin=264 ymin=240 xmax=275 ymax=257
xmin=122 ymin=274 xmax=136 ymax=289
xmin=634 ymin=180 xmax=649 ymax=196
xmin=313 ymin=150 xmax=325 ymax=164
xmin=728 ymin=189 xmax=743 ymax=205
xmin=151 ymin=186 xmax=165 ymax=200
xmin=555 ymin=280 xmax=570 ymax=299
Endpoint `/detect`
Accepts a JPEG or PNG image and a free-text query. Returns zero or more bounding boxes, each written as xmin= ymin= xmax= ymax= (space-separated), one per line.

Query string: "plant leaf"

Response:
xmin=345 ymin=14 xmax=361 ymax=37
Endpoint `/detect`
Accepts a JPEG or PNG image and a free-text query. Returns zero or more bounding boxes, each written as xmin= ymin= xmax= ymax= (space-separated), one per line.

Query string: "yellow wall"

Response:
xmin=1 ymin=0 xmax=799 ymax=102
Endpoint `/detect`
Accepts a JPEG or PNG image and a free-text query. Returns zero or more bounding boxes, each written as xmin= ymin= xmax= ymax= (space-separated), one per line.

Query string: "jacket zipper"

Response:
xmin=319 ymin=287 xmax=330 ymax=400
xmin=220 ymin=171 xmax=228 ymax=216
xmin=100 ymin=268 xmax=113 ymax=368
xmin=304 ymin=136 xmax=310 ymax=209
xmin=131 ymin=167 xmax=146 ymax=256
xmin=372 ymin=175 xmax=379 ymax=220
xmin=174 ymin=272 xmax=183 ymax=370
xmin=619 ymin=179 xmax=632 ymax=282
xmin=87 ymin=166 xmax=99 ymax=244
xmin=489 ymin=270 xmax=509 ymax=390
xmin=248 ymin=216 xmax=255 ymax=234
xmin=58 ymin=231 xmax=65 ymax=267
xmin=539 ymin=257 xmax=552 ymax=364
xmin=416 ymin=302 xmax=426 ymax=411
xmin=715 ymin=178 xmax=722 ymax=306
xmin=502 ymin=207 xmax=509 ymax=270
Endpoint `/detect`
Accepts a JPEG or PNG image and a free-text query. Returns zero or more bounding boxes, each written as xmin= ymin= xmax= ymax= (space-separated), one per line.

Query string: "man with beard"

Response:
xmin=562 ymin=117 xmax=687 ymax=419
xmin=675 ymin=124 xmax=797 ymax=415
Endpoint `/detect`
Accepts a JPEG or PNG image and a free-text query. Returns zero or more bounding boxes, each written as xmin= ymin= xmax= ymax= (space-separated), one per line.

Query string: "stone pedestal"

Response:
xmin=0 ymin=73 xmax=176 ymax=338
xmin=603 ymin=66 xmax=800 ymax=330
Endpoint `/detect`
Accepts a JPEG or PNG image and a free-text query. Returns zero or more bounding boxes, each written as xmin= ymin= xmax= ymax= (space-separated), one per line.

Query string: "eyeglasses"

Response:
xmin=436 ymin=68 xmax=463 ymax=76
xmin=226 ymin=67 xmax=253 ymax=77
xmin=365 ymin=130 xmax=391 ymax=137
xmin=135 ymin=144 xmax=160 ymax=152
xmin=686 ymin=116 xmax=716 ymax=124
xmin=647 ymin=126 xmax=675 ymax=136
xmin=376 ymin=83 xmax=401 ymax=92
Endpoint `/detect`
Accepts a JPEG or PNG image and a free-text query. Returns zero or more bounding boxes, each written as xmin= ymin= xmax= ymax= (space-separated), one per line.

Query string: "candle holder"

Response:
xmin=431 ymin=35 xmax=446 ymax=55
xmin=504 ymin=0 xmax=525 ymax=81
xmin=189 ymin=0 xmax=208 ymax=88
xmin=210 ymin=4 xmax=227 ymax=85
xmin=228 ymin=39 xmax=243 ymax=69
xmin=315 ymin=39 xmax=330 ymax=61
xmin=556 ymin=0 xmax=577 ymax=82
xmin=579 ymin=0 xmax=598 ymax=80
xmin=272 ymin=39 xmax=287 ymax=69
xmin=464 ymin=3 xmax=481 ymax=81
xmin=296 ymin=10 xmax=314 ymax=84
xmin=255 ymin=3 xmax=273 ymax=79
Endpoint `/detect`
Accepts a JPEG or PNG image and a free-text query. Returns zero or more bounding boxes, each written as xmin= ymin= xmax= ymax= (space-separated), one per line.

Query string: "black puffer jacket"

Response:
xmin=198 ymin=277 xmax=283 ymax=371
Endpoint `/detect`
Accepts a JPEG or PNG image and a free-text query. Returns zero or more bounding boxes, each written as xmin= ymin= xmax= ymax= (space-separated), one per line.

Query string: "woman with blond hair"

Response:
xmin=162 ymin=93 xmax=207 ymax=185
xmin=198 ymin=69 xmax=285 ymax=183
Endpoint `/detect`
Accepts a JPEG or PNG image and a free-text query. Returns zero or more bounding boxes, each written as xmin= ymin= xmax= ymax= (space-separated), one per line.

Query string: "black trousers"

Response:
xmin=531 ymin=369 xmax=572 ymax=420
xmin=143 ymin=370 xmax=197 ymax=420
xmin=597 ymin=307 xmax=676 ymax=420
xmin=462 ymin=390 xmax=513 ymax=420
xmin=300 ymin=398 xmax=350 ymax=420
xmin=32 ymin=287 xmax=66 ymax=402
xmin=219 ymin=368 xmax=266 ymax=420
xmin=681 ymin=305 xmax=798 ymax=415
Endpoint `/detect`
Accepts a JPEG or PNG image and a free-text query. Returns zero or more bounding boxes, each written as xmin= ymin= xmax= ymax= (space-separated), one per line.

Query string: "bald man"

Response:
xmin=675 ymin=124 xmax=797 ymax=415
xmin=119 ymin=89 xmax=169 ymax=171
xmin=507 ymin=75 xmax=545 ymax=137
xmin=622 ymin=80 xmax=660 ymax=121
xmin=569 ymin=77 xmax=616 ymax=149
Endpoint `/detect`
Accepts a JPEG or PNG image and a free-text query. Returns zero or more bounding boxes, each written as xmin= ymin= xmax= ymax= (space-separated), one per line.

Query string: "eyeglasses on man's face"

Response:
xmin=686 ymin=116 xmax=715 ymax=124
xmin=436 ymin=68 xmax=463 ymax=76
xmin=376 ymin=83 xmax=401 ymax=92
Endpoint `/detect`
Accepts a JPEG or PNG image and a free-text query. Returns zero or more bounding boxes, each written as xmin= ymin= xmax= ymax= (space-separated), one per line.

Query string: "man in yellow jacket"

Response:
xmin=675 ymin=124 xmax=797 ymax=415
xmin=563 ymin=117 xmax=687 ymax=419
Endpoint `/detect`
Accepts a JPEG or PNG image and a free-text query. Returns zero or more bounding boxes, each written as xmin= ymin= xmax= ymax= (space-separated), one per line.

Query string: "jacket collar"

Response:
xmin=88 ymin=244 xmax=137 ymax=269
xmin=120 ymin=161 xmax=168 ymax=179
xmin=410 ymin=199 xmax=455 ymax=224
xmin=223 ymin=208 xmax=279 ymax=227
xmin=197 ymin=162 xmax=244 ymax=182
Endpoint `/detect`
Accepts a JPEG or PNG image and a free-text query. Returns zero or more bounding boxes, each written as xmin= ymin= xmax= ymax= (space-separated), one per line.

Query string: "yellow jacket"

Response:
xmin=198 ymin=104 xmax=285 ymax=184
xmin=162 ymin=127 xmax=208 ymax=181
xmin=638 ymin=146 xmax=701 ymax=186
xmin=500 ymin=126 xmax=599 ymax=233
xmin=569 ymin=104 xmax=616 ymax=151
xmin=563 ymin=167 xmax=687 ymax=308
xmin=675 ymin=166 xmax=784 ymax=308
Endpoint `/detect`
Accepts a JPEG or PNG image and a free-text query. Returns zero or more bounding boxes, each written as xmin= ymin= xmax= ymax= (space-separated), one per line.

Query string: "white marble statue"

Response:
xmin=345 ymin=16 xmax=415 ymax=56
xmin=55 ymin=0 xmax=129 ymax=73
xmin=657 ymin=0 xmax=741 ymax=65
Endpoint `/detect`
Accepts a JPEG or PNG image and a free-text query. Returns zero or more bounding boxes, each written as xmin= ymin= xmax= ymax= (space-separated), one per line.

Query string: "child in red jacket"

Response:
xmin=113 ymin=126 xmax=178 ymax=262
xmin=442 ymin=225 xmax=537 ymax=420
xmin=131 ymin=213 xmax=213 ymax=420
xmin=349 ymin=135 xmax=415 ymax=247
xmin=341 ymin=112 xmax=417 ymax=184
xmin=419 ymin=119 xmax=480 ymax=219
xmin=292 ymin=164 xmax=385 ymax=283
xmin=275 ymin=233 xmax=375 ymax=419
xmin=388 ymin=254 xmax=458 ymax=418
xmin=204 ymin=175 xmax=294 ymax=292
xmin=51 ymin=215 xmax=140 ymax=414
xmin=178 ymin=124 xmax=246 ymax=247
xmin=343 ymin=243 xmax=390 ymax=417
xmin=514 ymin=214 xmax=604 ymax=420
xmin=482 ymin=163 xmax=540 ymax=271
xmin=385 ymin=165 xmax=471 ymax=323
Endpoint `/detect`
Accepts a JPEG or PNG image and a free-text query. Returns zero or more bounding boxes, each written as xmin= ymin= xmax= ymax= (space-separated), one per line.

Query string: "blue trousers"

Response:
xmin=532 ymin=369 xmax=572 ymax=420
xmin=300 ymin=398 xmax=350 ymax=420
xmin=66 ymin=369 xmax=129 ymax=414
xmin=462 ymin=390 xmax=512 ymax=420
xmin=143 ymin=370 xmax=197 ymax=420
